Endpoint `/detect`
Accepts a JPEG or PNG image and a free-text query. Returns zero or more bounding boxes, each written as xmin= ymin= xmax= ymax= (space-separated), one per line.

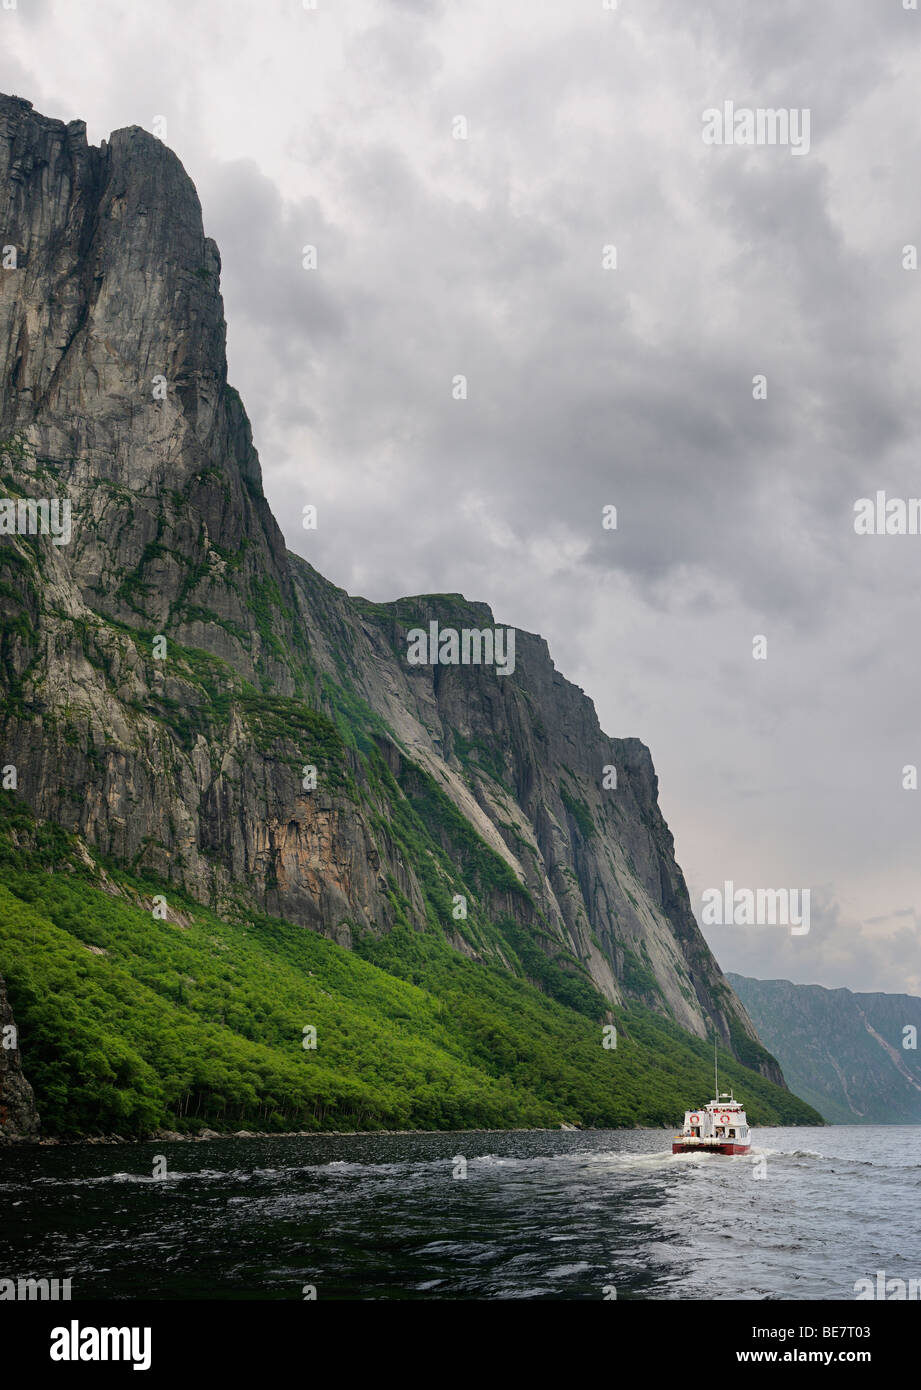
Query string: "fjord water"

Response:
xmin=2 ymin=1127 xmax=917 ymax=1300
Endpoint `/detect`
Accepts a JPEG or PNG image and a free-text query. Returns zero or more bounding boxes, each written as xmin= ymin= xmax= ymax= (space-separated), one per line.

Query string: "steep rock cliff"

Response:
xmin=0 ymin=94 xmax=783 ymax=1088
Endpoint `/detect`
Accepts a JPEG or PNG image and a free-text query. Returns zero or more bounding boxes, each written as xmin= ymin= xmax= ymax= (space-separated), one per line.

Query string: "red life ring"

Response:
xmin=689 ymin=1113 xmax=700 ymax=1125
xmin=719 ymin=1113 xmax=730 ymax=1124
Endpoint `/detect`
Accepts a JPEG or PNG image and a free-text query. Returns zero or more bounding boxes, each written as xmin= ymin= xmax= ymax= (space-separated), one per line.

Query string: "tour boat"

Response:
xmin=672 ymin=1051 xmax=751 ymax=1155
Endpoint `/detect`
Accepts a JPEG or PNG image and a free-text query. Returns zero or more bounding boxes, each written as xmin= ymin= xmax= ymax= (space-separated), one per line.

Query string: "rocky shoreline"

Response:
xmin=8 ymin=1123 xmax=595 ymax=1146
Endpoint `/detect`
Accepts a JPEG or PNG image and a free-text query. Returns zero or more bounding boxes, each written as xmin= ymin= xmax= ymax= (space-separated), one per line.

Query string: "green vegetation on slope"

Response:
xmin=0 ymin=799 xmax=821 ymax=1138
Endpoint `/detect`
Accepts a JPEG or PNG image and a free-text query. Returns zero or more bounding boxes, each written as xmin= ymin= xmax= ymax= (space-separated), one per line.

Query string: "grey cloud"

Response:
xmin=702 ymin=891 xmax=921 ymax=997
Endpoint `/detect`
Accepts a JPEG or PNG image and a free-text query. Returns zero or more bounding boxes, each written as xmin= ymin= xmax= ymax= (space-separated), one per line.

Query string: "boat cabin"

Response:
xmin=680 ymin=1091 xmax=750 ymax=1144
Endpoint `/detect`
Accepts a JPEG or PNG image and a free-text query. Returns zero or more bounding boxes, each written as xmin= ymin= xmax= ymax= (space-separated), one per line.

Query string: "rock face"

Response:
xmin=730 ymin=974 xmax=921 ymax=1124
xmin=0 ymin=94 xmax=785 ymax=1086
xmin=0 ymin=972 xmax=39 ymax=1140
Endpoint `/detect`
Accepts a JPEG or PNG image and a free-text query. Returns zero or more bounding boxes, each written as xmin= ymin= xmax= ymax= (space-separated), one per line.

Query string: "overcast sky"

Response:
xmin=3 ymin=0 xmax=920 ymax=996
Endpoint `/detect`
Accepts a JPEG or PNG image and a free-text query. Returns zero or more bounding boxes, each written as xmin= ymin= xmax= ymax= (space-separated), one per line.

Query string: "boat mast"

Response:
xmin=714 ymin=1039 xmax=718 ymax=1099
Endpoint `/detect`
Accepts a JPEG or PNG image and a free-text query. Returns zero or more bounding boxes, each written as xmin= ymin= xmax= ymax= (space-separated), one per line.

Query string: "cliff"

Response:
xmin=730 ymin=974 xmax=921 ymax=1124
xmin=0 ymin=94 xmax=790 ymax=1131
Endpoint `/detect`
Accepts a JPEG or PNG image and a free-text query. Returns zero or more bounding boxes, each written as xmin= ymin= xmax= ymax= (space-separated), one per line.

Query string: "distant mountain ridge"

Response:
xmin=728 ymin=974 xmax=921 ymax=1124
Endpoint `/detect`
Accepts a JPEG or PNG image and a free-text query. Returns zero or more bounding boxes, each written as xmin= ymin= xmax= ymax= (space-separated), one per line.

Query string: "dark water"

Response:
xmin=1 ymin=1126 xmax=918 ymax=1300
